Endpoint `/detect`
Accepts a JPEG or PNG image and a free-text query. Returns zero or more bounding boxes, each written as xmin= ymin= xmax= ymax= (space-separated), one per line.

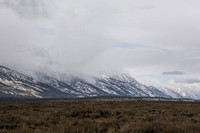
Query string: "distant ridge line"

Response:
xmin=0 ymin=96 xmax=196 ymax=103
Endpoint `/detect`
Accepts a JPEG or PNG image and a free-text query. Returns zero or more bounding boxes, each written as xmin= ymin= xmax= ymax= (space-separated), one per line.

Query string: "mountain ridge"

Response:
xmin=0 ymin=65 xmax=193 ymax=99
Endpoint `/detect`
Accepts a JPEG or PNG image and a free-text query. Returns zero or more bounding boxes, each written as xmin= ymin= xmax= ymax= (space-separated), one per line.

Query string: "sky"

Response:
xmin=0 ymin=0 xmax=200 ymax=92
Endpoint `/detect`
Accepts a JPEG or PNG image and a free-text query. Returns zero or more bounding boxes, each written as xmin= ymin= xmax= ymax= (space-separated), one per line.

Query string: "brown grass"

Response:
xmin=0 ymin=101 xmax=200 ymax=133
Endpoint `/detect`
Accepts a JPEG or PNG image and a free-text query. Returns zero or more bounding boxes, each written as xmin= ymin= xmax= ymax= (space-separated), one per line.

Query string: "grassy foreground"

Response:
xmin=0 ymin=101 xmax=200 ymax=133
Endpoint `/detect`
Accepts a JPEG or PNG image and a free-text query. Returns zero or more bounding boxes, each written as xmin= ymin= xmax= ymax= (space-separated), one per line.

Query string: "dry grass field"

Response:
xmin=0 ymin=101 xmax=200 ymax=133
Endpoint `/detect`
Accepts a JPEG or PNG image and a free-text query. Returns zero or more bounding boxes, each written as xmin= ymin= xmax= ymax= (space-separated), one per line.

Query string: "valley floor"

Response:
xmin=0 ymin=101 xmax=200 ymax=133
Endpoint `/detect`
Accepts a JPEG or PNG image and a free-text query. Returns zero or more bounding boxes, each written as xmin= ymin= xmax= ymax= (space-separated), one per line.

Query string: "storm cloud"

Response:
xmin=163 ymin=71 xmax=185 ymax=75
xmin=0 ymin=0 xmax=53 ymax=18
xmin=176 ymin=79 xmax=200 ymax=84
xmin=1 ymin=0 xmax=200 ymax=82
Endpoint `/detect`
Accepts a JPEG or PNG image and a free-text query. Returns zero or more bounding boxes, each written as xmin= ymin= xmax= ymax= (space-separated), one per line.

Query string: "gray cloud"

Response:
xmin=163 ymin=71 xmax=185 ymax=75
xmin=176 ymin=79 xmax=200 ymax=84
xmin=0 ymin=0 xmax=52 ymax=18
xmin=0 ymin=0 xmax=200 ymax=80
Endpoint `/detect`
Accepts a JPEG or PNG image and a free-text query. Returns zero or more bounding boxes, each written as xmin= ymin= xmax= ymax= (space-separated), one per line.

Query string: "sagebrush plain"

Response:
xmin=1 ymin=101 xmax=200 ymax=133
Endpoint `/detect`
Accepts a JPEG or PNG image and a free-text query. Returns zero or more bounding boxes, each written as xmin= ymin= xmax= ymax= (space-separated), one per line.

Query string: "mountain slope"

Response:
xmin=0 ymin=65 xmax=71 ymax=98
xmin=95 ymin=74 xmax=171 ymax=97
xmin=0 ymin=65 xmax=193 ymax=99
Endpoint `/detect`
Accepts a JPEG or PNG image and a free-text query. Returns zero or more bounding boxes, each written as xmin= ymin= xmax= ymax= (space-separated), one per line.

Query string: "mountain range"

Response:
xmin=0 ymin=65 xmax=195 ymax=99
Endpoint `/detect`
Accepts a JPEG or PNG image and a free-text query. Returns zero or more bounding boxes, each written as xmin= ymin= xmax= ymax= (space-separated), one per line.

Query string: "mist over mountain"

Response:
xmin=1 ymin=1 xmax=200 ymax=98
xmin=1 ymin=65 xmax=197 ymax=99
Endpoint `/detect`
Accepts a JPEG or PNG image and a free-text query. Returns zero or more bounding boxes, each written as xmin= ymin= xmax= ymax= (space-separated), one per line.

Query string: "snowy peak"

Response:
xmin=111 ymin=73 xmax=136 ymax=82
xmin=0 ymin=65 xmax=196 ymax=99
xmin=0 ymin=66 xmax=70 ymax=98
xmin=101 ymin=73 xmax=136 ymax=83
xmin=96 ymin=74 xmax=171 ymax=98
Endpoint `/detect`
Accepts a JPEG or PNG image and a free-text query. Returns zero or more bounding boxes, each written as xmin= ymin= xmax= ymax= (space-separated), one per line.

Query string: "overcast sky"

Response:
xmin=1 ymin=0 xmax=200 ymax=92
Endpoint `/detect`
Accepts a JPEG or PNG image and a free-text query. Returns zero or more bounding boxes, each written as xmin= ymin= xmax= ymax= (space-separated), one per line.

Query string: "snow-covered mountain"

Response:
xmin=0 ymin=65 xmax=70 ymax=98
xmin=0 ymin=65 xmax=194 ymax=99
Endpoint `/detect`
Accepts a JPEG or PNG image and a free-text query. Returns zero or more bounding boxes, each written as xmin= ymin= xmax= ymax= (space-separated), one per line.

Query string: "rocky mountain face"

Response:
xmin=0 ymin=65 xmax=189 ymax=99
